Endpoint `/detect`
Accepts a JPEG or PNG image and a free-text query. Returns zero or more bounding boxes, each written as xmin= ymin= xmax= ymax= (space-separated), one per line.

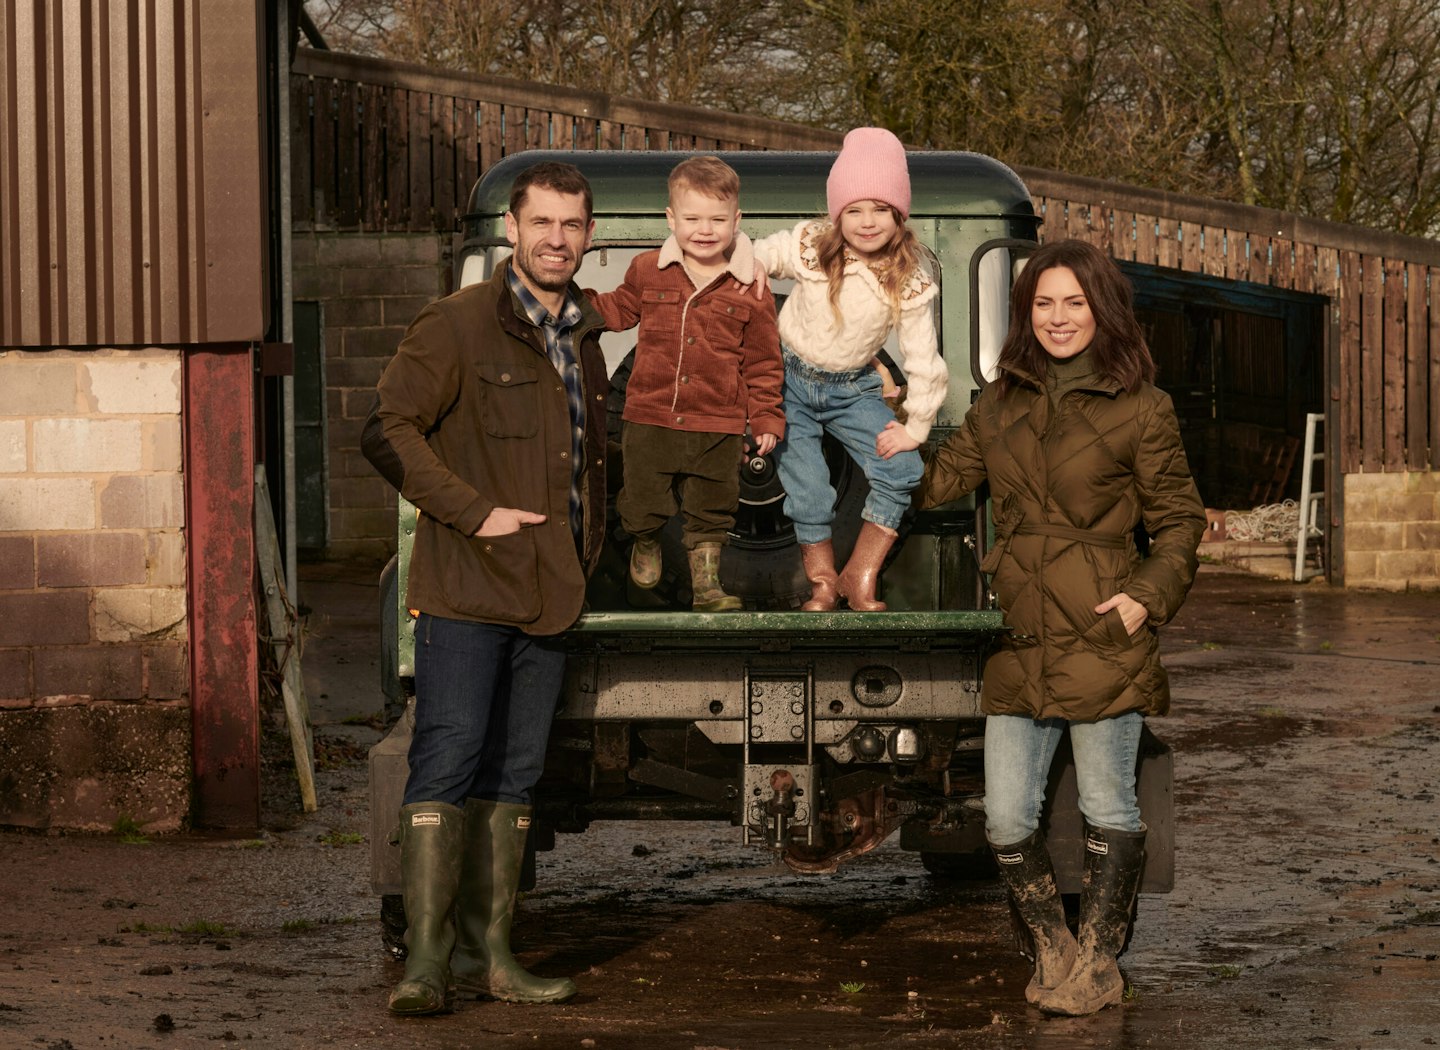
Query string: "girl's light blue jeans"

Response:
xmin=983 ymin=711 xmax=1144 ymax=846
xmin=774 ymin=349 xmax=923 ymax=545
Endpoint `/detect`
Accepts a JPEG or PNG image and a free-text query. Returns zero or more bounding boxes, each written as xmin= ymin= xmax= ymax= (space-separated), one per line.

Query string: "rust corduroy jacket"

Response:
xmin=362 ymin=260 xmax=609 ymax=636
xmin=919 ymin=365 xmax=1206 ymax=721
xmin=589 ymin=232 xmax=784 ymax=440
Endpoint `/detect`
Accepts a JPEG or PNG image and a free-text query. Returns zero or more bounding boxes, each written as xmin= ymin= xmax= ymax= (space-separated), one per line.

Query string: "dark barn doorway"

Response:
xmin=1122 ymin=264 xmax=1327 ymax=512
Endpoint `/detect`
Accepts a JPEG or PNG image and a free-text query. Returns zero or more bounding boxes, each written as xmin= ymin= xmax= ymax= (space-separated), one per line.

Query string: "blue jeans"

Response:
xmin=404 ymin=614 xmax=566 ymax=808
xmin=774 ymin=350 xmax=923 ymax=545
xmin=983 ymin=712 xmax=1144 ymax=846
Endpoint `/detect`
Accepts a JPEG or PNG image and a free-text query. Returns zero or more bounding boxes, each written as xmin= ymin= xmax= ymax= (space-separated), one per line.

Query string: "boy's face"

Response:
xmin=666 ymin=186 xmax=740 ymax=271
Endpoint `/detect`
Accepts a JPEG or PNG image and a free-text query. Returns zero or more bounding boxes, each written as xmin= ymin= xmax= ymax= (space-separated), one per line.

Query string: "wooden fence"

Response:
xmin=289 ymin=48 xmax=1438 ymax=475
xmin=290 ymin=49 xmax=842 ymax=233
xmin=1021 ymin=168 xmax=1440 ymax=474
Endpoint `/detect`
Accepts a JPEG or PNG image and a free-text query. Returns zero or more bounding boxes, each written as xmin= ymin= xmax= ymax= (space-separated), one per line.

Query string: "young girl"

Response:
xmin=920 ymin=240 xmax=1206 ymax=1015
xmin=752 ymin=127 xmax=946 ymax=611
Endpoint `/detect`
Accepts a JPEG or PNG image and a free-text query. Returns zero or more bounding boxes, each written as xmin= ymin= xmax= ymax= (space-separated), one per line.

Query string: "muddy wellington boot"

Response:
xmin=991 ymin=830 xmax=1078 ymax=1004
xmin=450 ymin=800 xmax=577 ymax=1003
xmin=836 ymin=522 xmax=897 ymax=611
xmin=386 ymin=802 xmax=465 ymax=1016
xmin=1037 ymin=824 xmax=1147 ymax=1016
xmin=799 ymin=540 xmax=840 ymax=611
xmin=687 ymin=542 xmax=742 ymax=612
xmin=628 ymin=534 xmax=662 ymax=589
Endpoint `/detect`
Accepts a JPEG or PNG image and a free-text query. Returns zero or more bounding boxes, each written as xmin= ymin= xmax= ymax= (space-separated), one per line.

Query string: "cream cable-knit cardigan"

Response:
xmin=753 ymin=220 xmax=946 ymax=444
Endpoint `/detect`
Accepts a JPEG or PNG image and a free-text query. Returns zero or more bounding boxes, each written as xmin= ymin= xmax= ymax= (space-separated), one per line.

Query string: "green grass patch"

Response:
xmin=319 ymin=831 xmax=365 ymax=847
xmin=1208 ymin=964 xmax=1242 ymax=979
xmin=113 ymin=815 xmax=149 ymax=845
xmin=179 ymin=919 xmax=233 ymax=938
xmin=839 ymin=981 xmax=866 ymax=994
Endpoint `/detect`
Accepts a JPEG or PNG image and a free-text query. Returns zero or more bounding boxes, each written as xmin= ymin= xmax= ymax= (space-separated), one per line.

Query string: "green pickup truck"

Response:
xmin=369 ymin=149 xmax=1173 ymax=948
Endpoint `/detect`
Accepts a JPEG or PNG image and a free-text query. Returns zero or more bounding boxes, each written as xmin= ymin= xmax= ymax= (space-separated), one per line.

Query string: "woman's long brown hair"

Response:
xmin=994 ymin=239 xmax=1156 ymax=395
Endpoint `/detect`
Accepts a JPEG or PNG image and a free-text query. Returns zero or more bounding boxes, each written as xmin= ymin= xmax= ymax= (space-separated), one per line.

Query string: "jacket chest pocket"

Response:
xmin=477 ymin=364 xmax=540 ymax=438
xmin=640 ymin=288 xmax=684 ymax=333
xmin=710 ymin=301 xmax=751 ymax=346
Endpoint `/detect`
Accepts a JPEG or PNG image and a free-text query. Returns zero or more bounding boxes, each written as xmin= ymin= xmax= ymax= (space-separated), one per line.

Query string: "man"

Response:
xmin=362 ymin=162 xmax=607 ymax=1016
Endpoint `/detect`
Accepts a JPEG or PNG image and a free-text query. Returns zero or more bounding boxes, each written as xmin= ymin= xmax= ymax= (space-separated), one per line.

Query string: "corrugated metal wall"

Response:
xmin=1 ymin=1 xmax=268 ymax=347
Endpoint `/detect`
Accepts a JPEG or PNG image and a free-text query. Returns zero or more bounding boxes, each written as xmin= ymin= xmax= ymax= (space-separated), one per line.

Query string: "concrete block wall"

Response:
xmin=291 ymin=232 xmax=450 ymax=564
xmin=0 ymin=348 xmax=191 ymax=830
xmin=1343 ymin=470 xmax=1440 ymax=590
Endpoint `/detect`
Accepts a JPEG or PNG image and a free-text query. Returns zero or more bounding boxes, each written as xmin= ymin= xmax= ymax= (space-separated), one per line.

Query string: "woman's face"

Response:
xmin=1030 ymin=265 xmax=1096 ymax=360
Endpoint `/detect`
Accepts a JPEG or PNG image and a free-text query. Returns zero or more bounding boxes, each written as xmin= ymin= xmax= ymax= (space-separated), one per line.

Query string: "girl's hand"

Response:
xmin=1095 ymin=592 xmax=1149 ymax=635
xmin=876 ymin=419 xmax=919 ymax=460
xmin=746 ymin=260 xmax=769 ymax=300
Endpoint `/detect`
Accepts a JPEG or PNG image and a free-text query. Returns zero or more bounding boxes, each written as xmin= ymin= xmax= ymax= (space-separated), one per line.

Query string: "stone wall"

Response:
xmin=291 ymin=232 xmax=450 ymax=564
xmin=0 ymin=348 xmax=190 ymax=830
xmin=1343 ymin=471 xmax=1440 ymax=590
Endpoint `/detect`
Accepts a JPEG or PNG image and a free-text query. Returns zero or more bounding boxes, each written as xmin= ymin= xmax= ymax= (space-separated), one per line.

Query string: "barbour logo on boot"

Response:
xmin=996 ymin=851 xmax=1023 ymax=865
xmin=411 ymin=813 xmax=442 ymax=827
xmin=516 ymin=816 xmax=532 ymax=830
xmin=1086 ymin=833 xmax=1108 ymax=855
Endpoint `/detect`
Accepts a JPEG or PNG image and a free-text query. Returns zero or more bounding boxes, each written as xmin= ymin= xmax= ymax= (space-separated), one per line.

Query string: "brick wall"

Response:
xmin=1343 ymin=471 xmax=1440 ymax=590
xmin=291 ymin=232 xmax=450 ymax=563
xmin=0 ymin=348 xmax=191 ymax=830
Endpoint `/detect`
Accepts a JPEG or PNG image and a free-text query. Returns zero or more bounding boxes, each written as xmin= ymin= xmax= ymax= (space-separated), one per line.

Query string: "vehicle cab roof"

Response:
xmin=465 ymin=149 xmax=1036 ymax=223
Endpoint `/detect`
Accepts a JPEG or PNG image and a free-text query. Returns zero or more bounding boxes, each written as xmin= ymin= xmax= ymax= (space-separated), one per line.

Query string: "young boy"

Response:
xmin=589 ymin=156 xmax=784 ymax=612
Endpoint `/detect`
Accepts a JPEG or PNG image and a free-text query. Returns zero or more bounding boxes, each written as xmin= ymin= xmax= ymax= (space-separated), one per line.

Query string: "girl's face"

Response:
xmin=1031 ymin=266 xmax=1096 ymax=360
xmin=837 ymin=200 xmax=898 ymax=260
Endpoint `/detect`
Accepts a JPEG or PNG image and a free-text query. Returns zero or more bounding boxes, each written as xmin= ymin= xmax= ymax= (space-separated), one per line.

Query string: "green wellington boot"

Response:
xmin=991 ymin=829 xmax=1079 ymax=1004
xmin=687 ymin=542 xmax=742 ymax=612
xmin=1036 ymin=823 xmax=1146 ymax=1016
xmin=386 ymin=802 xmax=465 ymax=1016
xmin=450 ymin=799 xmax=578 ymax=1003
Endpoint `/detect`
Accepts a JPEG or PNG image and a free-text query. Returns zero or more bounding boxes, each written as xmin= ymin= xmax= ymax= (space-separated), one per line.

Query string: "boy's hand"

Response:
xmin=749 ymin=433 xmax=778 ymax=457
xmin=475 ymin=507 xmax=547 ymax=536
xmin=875 ymin=419 xmax=919 ymax=460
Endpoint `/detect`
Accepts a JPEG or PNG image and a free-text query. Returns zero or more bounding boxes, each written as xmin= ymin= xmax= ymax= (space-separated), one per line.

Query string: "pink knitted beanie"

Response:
xmin=826 ymin=127 xmax=910 ymax=222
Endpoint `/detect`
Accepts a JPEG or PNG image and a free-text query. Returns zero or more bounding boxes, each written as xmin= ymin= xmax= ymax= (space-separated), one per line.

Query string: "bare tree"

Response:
xmin=302 ymin=0 xmax=1440 ymax=235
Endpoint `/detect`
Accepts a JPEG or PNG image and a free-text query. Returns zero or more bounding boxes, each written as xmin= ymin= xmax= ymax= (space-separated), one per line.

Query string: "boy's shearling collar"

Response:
xmin=657 ymin=230 xmax=756 ymax=284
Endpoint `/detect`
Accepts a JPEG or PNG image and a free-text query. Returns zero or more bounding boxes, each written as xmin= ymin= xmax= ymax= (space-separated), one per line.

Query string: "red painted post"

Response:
xmin=184 ymin=344 xmax=260 ymax=829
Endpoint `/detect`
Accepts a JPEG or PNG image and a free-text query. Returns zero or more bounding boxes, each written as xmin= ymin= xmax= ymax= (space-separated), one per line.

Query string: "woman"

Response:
xmin=917 ymin=239 xmax=1206 ymax=1015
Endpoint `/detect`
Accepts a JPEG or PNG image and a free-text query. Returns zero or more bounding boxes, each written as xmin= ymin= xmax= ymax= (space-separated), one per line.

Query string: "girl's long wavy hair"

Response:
xmin=814 ymin=205 xmax=924 ymax=324
xmin=995 ymin=239 xmax=1156 ymax=396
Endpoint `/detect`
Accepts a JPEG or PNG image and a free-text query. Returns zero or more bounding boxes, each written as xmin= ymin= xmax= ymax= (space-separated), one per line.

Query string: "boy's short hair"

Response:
xmin=668 ymin=156 xmax=740 ymax=204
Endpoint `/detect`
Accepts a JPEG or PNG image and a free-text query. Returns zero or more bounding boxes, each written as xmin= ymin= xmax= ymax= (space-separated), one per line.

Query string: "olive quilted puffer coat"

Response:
xmin=919 ymin=366 xmax=1206 ymax=721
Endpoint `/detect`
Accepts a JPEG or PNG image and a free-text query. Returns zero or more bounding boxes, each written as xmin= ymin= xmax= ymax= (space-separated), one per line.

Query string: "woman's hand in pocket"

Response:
xmin=1095 ymin=591 xmax=1148 ymax=636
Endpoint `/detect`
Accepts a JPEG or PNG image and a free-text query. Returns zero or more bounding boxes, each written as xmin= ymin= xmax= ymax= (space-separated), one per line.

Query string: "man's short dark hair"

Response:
xmin=509 ymin=162 xmax=593 ymax=222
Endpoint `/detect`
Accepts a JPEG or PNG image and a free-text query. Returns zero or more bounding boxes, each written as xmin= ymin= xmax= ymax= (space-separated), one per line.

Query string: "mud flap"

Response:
xmin=1042 ymin=724 xmax=1173 ymax=895
xmin=368 ymin=700 xmax=414 ymax=896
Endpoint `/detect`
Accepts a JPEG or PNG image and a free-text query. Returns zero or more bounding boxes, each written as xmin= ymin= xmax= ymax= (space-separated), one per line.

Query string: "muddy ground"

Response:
xmin=2 ymin=564 xmax=1437 ymax=1050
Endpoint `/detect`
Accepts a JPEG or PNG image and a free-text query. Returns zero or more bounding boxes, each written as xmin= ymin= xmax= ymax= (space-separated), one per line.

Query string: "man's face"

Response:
xmin=504 ymin=186 xmax=594 ymax=295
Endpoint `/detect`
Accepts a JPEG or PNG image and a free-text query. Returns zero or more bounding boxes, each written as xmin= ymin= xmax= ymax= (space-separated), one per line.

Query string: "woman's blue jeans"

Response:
xmin=983 ymin=712 xmax=1144 ymax=847
xmin=403 ymin=613 xmax=565 ymax=808
xmin=775 ymin=350 xmax=922 ymax=545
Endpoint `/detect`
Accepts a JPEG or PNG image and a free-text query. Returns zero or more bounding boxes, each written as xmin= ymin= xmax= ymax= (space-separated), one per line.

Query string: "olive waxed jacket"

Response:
xmin=919 ymin=365 xmax=1206 ymax=721
xmin=362 ymin=260 xmax=609 ymax=636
